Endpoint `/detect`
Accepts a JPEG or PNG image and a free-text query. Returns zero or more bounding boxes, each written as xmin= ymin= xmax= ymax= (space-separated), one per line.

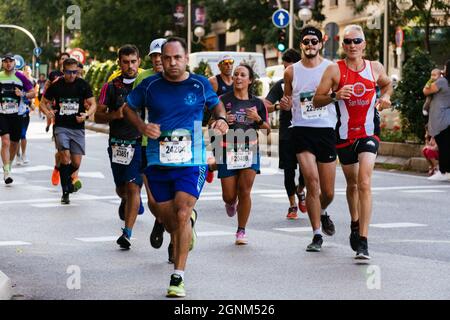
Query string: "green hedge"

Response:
xmin=85 ymin=60 xmax=118 ymax=98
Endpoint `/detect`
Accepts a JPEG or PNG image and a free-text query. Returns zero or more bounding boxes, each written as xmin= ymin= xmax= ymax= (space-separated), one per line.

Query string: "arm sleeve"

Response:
xmin=127 ymin=80 xmax=146 ymax=111
xmin=265 ymin=80 xmax=283 ymax=104
xmin=15 ymin=72 xmax=33 ymax=92
xmin=435 ymin=77 xmax=445 ymax=91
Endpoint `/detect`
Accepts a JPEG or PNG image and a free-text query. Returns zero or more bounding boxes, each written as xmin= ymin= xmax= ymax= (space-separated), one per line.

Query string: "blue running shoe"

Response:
xmin=138 ymin=198 xmax=144 ymax=215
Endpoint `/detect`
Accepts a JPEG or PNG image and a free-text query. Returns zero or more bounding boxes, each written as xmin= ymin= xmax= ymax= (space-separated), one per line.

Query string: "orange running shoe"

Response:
xmin=51 ymin=167 xmax=60 ymax=186
xmin=286 ymin=206 xmax=299 ymax=220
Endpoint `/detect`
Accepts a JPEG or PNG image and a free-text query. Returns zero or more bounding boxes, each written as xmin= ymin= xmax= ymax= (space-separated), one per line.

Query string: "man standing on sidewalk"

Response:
xmin=280 ymin=27 xmax=338 ymax=252
xmin=313 ymin=24 xmax=392 ymax=260
xmin=40 ymin=58 xmax=96 ymax=204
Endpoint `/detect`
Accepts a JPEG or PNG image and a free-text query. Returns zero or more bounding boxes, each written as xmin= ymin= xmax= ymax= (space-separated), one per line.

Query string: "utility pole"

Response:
xmin=61 ymin=15 xmax=65 ymax=53
xmin=187 ymin=0 xmax=192 ymax=54
xmin=383 ymin=0 xmax=389 ymax=71
xmin=289 ymin=0 xmax=294 ymax=49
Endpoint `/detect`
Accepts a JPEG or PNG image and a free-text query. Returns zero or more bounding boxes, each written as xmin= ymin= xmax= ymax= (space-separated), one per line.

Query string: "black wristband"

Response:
xmin=216 ymin=116 xmax=228 ymax=125
xmin=257 ymin=118 xmax=264 ymax=126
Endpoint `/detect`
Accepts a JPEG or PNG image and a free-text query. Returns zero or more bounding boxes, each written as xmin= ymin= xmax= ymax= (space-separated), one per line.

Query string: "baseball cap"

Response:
xmin=219 ymin=54 xmax=234 ymax=64
xmin=148 ymin=38 xmax=167 ymax=56
xmin=2 ymin=53 xmax=15 ymax=61
xmin=300 ymin=26 xmax=323 ymax=42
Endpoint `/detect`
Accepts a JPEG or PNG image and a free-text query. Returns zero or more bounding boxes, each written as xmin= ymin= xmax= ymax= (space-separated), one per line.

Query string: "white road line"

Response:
xmin=197 ymin=231 xmax=235 ymax=237
xmin=401 ymin=190 xmax=446 ymax=193
xmin=31 ymin=203 xmax=79 ymax=208
xmin=77 ymin=172 xmax=105 ymax=179
xmin=388 ymin=239 xmax=450 ymax=244
xmin=75 ymin=236 xmax=135 ymax=242
xmin=11 ymin=165 xmax=54 ymax=174
xmin=198 ymin=196 xmax=224 ymax=201
xmin=0 ymin=241 xmax=32 ymax=246
xmin=260 ymin=194 xmax=287 ymax=198
xmin=273 ymin=227 xmax=311 ymax=233
xmin=370 ymin=222 xmax=427 ymax=228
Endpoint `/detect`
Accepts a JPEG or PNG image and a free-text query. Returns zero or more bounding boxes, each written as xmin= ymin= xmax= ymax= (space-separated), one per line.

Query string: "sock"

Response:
xmin=59 ymin=164 xmax=72 ymax=193
xmin=313 ymin=229 xmax=322 ymax=236
xmin=122 ymin=227 xmax=132 ymax=238
xmin=237 ymin=227 xmax=245 ymax=233
xmin=320 ymin=209 xmax=327 ymax=216
xmin=174 ymin=270 xmax=184 ymax=279
xmin=359 ymin=236 xmax=367 ymax=243
xmin=351 ymin=220 xmax=359 ymax=231
xmin=4 ymin=163 xmax=11 ymax=173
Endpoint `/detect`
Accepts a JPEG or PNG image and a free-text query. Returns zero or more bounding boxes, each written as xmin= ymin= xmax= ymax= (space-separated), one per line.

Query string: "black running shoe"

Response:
xmin=117 ymin=233 xmax=131 ymax=250
xmin=355 ymin=238 xmax=371 ymax=261
xmin=150 ymin=220 xmax=164 ymax=249
xmin=61 ymin=192 xmax=70 ymax=205
xmin=168 ymin=243 xmax=174 ymax=264
xmin=306 ymin=234 xmax=323 ymax=252
xmin=321 ymin=212 xmax=336 ymax=236
xmin=118 ymin=199 xmax=126 ymax=221
xmin=350 ymin=230 xmax=360 ymax=252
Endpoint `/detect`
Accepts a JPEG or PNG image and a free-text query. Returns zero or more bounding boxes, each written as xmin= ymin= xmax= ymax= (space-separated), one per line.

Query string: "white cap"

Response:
xmin=148 ymin=38 xmax=167 ymax=56
xmin=219 ymin=54 xmax=233 ymax=63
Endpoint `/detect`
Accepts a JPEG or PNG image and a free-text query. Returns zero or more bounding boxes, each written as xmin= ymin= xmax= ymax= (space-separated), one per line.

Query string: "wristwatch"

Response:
xmin=330 ymin=91 xmax=337 ymax=102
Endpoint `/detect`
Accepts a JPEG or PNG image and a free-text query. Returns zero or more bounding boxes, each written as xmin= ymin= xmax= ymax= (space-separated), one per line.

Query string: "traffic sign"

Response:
xmin=67 ymin=48 xmax=86 ymax=64
xmin=272 ymin=9 xmax=290 ymax=28
xmin=395 ymin=27 xmax=404 ymax=48
xmin=33 ymin=47 xmax=42 ymax=57
xmin=14 ymin=55 xmax=25 ymax=70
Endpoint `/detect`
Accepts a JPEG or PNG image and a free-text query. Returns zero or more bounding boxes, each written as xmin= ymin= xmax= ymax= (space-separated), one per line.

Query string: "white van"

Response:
xmin=188 ymin=51 xmax=266 ymax=78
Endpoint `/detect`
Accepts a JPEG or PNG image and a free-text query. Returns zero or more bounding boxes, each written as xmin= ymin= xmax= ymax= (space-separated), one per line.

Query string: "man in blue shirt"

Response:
xmin=124 ymin=37 xmax=228 ymax=298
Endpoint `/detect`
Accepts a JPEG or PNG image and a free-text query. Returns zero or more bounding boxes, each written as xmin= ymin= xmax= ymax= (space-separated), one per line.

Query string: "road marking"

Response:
xmin=197 ymin=231 xmax=235 ymax=237
xmin=0 ymin=241 xmax=32 ymax=246
xmin=273 ymin=227 xmax=311 ymax=233
xmin=401 ymin=190 xmax=446 ymax=193
xmin=260 ymin=194 xmax=287 ymax=198
xmin=370 ymin=222 xmax=427 ymax=228
xmin=389 ymin=239 xmax=450 ymax=244
xmin=12 ymin=165 xmax=53 ymax=174
xmin=198 ymin=196 xmax=224 ymax=201
xmin=75 ymin=236 xmax=135 ymax=242
xmin=77 ymin=172 xmax=105 ymax=179
xmin=31 ymin=203 xmax=79 ymax=208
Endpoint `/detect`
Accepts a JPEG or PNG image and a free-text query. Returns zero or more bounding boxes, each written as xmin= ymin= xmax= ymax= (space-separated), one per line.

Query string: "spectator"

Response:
xmin=422 ymin=125 xmax=439 ymax=176
xmin=422 ymin=68 xmax=442 ymax=116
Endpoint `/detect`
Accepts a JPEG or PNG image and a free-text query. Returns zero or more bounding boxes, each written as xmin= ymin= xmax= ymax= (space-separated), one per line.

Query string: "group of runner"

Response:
xmin=1 ymin=23 xmax=392 ymax=298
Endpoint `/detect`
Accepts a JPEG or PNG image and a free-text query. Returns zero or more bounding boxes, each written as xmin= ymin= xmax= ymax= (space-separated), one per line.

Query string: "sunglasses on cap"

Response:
xmin=302 ymin=39 xmax=320 ymax=46
xmin=220 ymin=59 xmax=234 ymax=65
xmin=343 ymin=38 xmax=364 ymax=45
xmin=64 ymin=70 xmax=78 ymax=75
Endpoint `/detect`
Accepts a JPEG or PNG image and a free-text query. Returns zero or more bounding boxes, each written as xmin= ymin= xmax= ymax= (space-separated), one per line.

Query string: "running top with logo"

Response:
xmin=291 ymin=59 xmax=336 ymax=128
xmin=216 ymin=74 xmax=233 ymax=96
xmin=44 ymin=77 xmax=93 ymax=130
xmin=0 ymin=71 xmax=33 ymax=115
xmin=99 ymin=75 xmax=141 ymax=140
xmin=335 ymin=59 xmax=379 ymax=145
xmin=127 ymin=72 xmax=219 ymax=167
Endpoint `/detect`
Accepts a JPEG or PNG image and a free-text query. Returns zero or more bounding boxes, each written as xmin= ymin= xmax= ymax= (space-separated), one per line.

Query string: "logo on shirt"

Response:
xmin=184 ymin=93 xmax=197 ymax=106
xmin=352 ymin=82 xmax=374 ymax=98
xmin=366 ymin=140 xmax=376 ymax=147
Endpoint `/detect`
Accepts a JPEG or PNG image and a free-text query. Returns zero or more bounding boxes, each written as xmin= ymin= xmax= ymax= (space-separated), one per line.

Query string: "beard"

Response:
xmin=304 ymin=51 xmax=318 ymax=59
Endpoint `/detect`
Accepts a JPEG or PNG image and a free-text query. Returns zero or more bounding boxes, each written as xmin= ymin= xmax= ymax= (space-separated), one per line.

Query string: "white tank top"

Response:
xmin=291 ymin=59 xmax=337 ymax=128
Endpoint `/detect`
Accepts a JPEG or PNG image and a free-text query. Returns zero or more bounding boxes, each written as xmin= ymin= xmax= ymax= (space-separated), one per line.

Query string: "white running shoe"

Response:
xmin=427 ymin=171 xmax=448 ymax=181
xmin=22 ymin=155 xmax=30 ymax=164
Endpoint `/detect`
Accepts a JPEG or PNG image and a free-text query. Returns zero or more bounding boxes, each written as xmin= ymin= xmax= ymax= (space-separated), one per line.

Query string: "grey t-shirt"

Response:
xmin=429 ymin=77 xmax=450 ymax=137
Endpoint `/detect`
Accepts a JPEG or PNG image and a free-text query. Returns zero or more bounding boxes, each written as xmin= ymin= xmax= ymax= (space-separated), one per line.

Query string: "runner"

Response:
xmin=123 ymin=37 xmax=228 ymax=297
xmin=264 ymin=48 xmax=307 ymax=220
xmin=216 ymin=63 xmax=270 ymax=245
xmin=40 ymin=58 xmax=96 ymax=204
xmin=0 ymin=53 xmax=35 ymax=184
xmin=96 ymin=44 xmax=144 ymax=249
xmin=280 ymin=26 xmax=337 ymax=252
xmin=313 ymin=24 xmax=393 ymax=260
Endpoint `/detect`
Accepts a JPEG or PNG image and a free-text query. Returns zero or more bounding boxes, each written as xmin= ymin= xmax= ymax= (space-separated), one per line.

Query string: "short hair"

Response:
xmin=117 ymin=44 xmax=140 ymax=61
xmin=343 ymin=24 xmax=365 ymax=40
xmin=282 ymin=49 xmax=301 ymax=64
xmin=77 ymin=62 xmax=84 ymax=69
xmin=62 ymin=58 xmax=79 ymax=69
xmin=59 ymin=52 xmax=70 ymax=60
xmin=161 ymin=37 xmax=187 ymax=54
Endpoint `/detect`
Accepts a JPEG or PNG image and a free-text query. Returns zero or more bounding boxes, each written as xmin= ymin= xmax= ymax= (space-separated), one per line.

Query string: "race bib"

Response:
xmin=1 ymin=99 xmax=19 ymax=114
xmin=159 ymin=134 xmax=192 ymax=164
xmin=112 ymin=144 xmax=135 ymax=165
xmin=59 ymin=99 xmax=80 ymax=116
xmin=226 ymin=149 xmax=253 ymax=170
xmin=300 ymin=91 xmax=328 ymax=120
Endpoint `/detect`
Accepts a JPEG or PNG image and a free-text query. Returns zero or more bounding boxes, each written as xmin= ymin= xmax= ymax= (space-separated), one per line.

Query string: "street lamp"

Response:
xmin=193 ymin=26 xmax=205 ymax=44
xmin=298 ymin=8 xmax=312 ymax=22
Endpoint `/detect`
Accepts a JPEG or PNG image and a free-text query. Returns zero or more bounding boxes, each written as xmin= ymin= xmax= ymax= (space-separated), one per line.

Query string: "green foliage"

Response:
xmin=84 ymin=60 xmax=116 ymax=98
xmin=393 ymin=48 xmax=435 ymax=143
xmin=193 ymin=60 xmax=213 ymax=77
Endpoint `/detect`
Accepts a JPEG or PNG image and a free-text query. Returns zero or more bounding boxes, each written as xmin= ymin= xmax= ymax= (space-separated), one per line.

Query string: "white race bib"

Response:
xmin=300 ymin=91 xmax=328 ymax=120
xmin=226 ymin=149 xmax=253 ymax=170
xmin=159 ymin=140 xmax=192 ymax=164
xmin=59 ymin=100 xmax=80 ymax=116
xmin=112 ymin=145 xmax=135 ymax=165
xmin=1 ymin=100 xmax=19 ymax=114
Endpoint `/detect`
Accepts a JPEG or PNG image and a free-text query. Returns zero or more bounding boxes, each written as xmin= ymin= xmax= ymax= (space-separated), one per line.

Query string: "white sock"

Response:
xmin=174 ymin=270 xmax=184 ymax=279
xmin=321 ymin=209 xmax=327 ymax=216
xmin=313 ymin=229 xmax=321 ymax=236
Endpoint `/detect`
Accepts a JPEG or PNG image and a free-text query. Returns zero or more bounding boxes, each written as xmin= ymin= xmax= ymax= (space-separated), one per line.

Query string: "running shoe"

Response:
xmin=72 ymin=179 xmax=82 ymax=192
xmin=206 ymin=169 xmax=214 ymax=183
xmin=22 ymin=156 xmax=30 ymax=164
xmin=225 ymin=200 xmax=237 ymax=217
xmin=355 ymin=238 xmax=371 ymax=261
xmin=166 ymin=274 xmax=185 ymax=298
xmin=350 ymin=225 xmax=360 ymax=252
xmin=168 ymin=243 xmax=174 ymax=264
xmin=286 ymin=206 xmax=299 ymax=220
xmin=3 ymin=171 xmax=13 ymax=185
xmin=321 ymin=212 xmax=336 ymax=236
xmin=61 ymin=192 xmax=70 ymax=205
xmin=189 ymin=209 xmax=197 ymax=251
xmin=150 ymin=220 xmax=164 ymax=249
xmin=117 ymin=233 xmax=131 ymax=250
xmin=235 ymin=230 xmax=248 ymax=245
xmin=138 ymin=198 xmax=144 ymax=215
xmin=306 ymin=234 xmax=323 ymax=252
xmin=118 ymin=199 xmax=126 ymax=221
xmin=297 ymin=189 xmax=307 ymax=213
xmin=51 ymin=167 xmax=60 ymax=186
xmin=428 ymin=171 xmax=449 ymax=181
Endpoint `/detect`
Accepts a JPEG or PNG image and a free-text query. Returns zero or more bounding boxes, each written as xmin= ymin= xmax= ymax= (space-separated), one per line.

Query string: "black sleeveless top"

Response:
xmin=215 ymin=74 xmax=233 ymax=96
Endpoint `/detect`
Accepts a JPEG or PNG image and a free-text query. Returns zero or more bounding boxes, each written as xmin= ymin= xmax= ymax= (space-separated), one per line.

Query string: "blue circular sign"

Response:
xmin=33 ymin=47 xmax=42 ymax=57
xmin=14 ymin=55 xmax=25 ymax=70
xmin=272 ymin=9 xmax=290 ymax=28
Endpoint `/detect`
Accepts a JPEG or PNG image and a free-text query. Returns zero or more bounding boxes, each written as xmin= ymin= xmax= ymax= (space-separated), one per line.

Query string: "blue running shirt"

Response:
xmin=127 ymin=73 xmax=219 ymax=167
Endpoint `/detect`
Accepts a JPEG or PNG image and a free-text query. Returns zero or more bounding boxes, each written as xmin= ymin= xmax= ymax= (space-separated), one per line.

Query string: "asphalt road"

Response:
xmin=1 ymin=115 xmax=450 ymax=300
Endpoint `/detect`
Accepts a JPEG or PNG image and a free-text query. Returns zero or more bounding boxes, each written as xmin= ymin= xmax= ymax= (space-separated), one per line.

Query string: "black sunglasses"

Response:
xmin=302 ymin=39 xmax=319 ymax=46
xmin=343 ymin=38 xmax=364 ymax=45
xmin=64 ymin=70 xmax=78 ymax=75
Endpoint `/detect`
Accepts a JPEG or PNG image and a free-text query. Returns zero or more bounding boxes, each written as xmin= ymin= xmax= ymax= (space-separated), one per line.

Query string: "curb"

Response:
xmin=0 ymin=270 xmax=12 ymax=300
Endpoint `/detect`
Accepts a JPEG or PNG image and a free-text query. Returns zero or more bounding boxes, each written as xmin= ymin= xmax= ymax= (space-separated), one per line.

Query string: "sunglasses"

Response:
xmin=343 ymin=38 xmax=364 ymax=45
xmin=64 ymin=70 xmax=78 ymax=75
xmin=302 ymin=39 xmax=320 ymax=46
xmin=220 ymin=59 xmax=234 ymax=65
